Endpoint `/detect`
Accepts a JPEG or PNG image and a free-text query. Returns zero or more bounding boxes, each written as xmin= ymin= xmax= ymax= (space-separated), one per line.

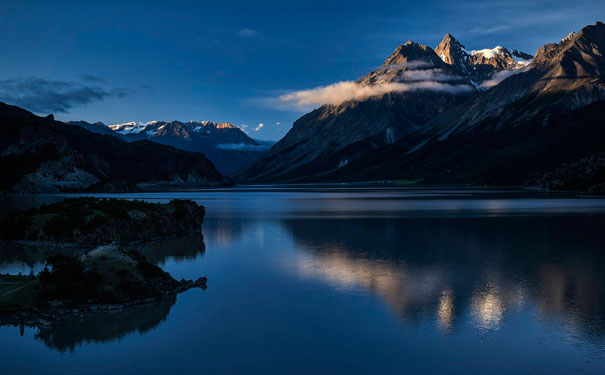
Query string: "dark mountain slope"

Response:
xmin=0 ymin=102 xmax=231 ymax=193
xmin=67 ymin=121 xmax=117 ymax=136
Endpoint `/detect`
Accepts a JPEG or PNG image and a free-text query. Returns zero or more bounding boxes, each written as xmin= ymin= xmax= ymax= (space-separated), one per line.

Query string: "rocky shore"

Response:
xmin=0 ymin=277 xmax=206 ymax=329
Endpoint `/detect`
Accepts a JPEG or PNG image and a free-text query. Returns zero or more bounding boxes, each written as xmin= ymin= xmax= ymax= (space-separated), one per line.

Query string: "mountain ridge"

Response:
xmin=236 ymin=31 xmax=533 ymax=182
xmin=1 ymin=102 xmax=232 ymax=193
xmin=281 ymin=21 xmax=605 ymax=192
xmin=68 ymin=119 xmax=271 ymax=175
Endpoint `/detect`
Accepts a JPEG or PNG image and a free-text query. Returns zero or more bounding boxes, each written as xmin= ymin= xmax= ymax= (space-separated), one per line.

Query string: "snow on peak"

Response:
xmin=470 ymin=46 xmax=505 ymax=59
xmin=110 ymin=121 xmax=137 ymax=127
xmin=108 ymin=119 xmax=241 ymax=136
xmin=560 ymin=31 xmax=576 ymax=43
xmin=215 ymin=122 xmax=236 ymax=129
xmin=108 ymin=121 xmax=148 ymax=134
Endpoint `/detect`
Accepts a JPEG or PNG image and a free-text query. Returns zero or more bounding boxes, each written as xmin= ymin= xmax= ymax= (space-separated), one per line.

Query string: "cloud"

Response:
xmin=480 ymin=66 xmax=529 ymax=89
xmin=216 ymin=142 xmax=271 ymax=151
xmin=0 ymin=77 xmax=134 ymax=113
xmin=264 ymin=60 xmax=474 ymax=110
xmin=276 ymin=122 xmax=281 ymax=126
xmin=80 ymin=74 xmax=106 ymax=83
xmin=237 ymin=28 xmax=260 ymax=38
xmin=392 ymin=68 xmax=459 ymax=82
xmin=392 ymin=60 xmax=435 ymax=70
xmin=254 ymin=123 xmax=264 ymax=131
xmin=276 ymin=80 xmax=472 ymax=109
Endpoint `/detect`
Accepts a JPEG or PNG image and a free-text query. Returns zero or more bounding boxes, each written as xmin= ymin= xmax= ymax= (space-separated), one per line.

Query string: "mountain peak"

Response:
xmin=215 ymin=122 xmax=236 ymax=129
xmin=435 ymin=33 xmax=467 ymax=67
xmin=439 ymin=33 xmax=462 ymax=46
xmin=358 ymin=41 xmax=447 ymax=85
xmin=534 ymin=21 xmax=605 ymax=70
xmin=387 ymin=41 xmax=440 ymax=63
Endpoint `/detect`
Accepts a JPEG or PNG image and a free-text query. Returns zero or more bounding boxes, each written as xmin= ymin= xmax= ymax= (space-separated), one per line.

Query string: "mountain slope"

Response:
xmin=237 ymin=41 xmax=475 ymax=182
xmin=0 ymin=102 xmax=231 ymax=193
xmin=238 ymin=33 xmax=533 ymax=183
xmin=110 ymin=120 xmax=270 ymax=175
xmin=67 ymin=121 xmax=118 ymax=136
xmin=71 ymin=120 xmax=270 ymax=175
xmin=316 ymin=22 xmax=605 ymax=192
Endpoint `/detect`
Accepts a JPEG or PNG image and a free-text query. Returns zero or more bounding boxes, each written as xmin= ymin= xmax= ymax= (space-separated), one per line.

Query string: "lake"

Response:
xmin=1 ymin=186 xmax=605 ymax=374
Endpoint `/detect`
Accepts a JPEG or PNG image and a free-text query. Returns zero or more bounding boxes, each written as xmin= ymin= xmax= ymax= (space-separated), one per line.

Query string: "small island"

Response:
xmin=0 ymin=197 xmax=205 ymax=245
xmin=0 ymin=198 xmax=208 ymax=328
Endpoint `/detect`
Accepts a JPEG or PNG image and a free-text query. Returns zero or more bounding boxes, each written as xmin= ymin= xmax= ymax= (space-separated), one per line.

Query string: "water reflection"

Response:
xmin=280 ymin=216 xmax=605 ymax=336
xmin=0 ymin=242 xmax=82 ymax=274
xmin=33 ymin=296 xmax=177 ymax=352
xmin=471 ymin=286 xmax=505 ymax=330
xmin=437 ymin=289 xmax=455 ymax=330
xmin=136 ymin=232 xmax=206 ymax=264
xmin=201 ymin=217 xmax=248 ymax=248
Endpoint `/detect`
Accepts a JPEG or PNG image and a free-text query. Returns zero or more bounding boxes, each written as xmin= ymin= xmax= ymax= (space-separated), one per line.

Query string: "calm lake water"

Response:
xmin=1 ymin=186 xmax=605 ymax=374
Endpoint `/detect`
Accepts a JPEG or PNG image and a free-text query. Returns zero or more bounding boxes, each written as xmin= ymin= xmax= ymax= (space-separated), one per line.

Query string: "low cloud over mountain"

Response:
xmin=276 ymin=79 xmax=472 ymax=109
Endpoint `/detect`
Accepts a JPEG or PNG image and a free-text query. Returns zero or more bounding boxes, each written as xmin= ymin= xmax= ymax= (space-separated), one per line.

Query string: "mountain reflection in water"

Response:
xmin=34 ymin=297 xmax=177 ymax=353
xmin=282 ymin=216 xmax=605 ymax=336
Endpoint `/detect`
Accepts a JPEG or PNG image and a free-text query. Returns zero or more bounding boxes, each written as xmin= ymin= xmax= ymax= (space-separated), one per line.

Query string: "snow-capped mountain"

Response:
xmin=242 ymin=22 xmax=605 ymax=193
xmin=71 ymin=120 xmax=272 ymax=175
xmin=467 ymin=46 xmax=532 ymax=69
xmin=237 ymin=40 xmax=474 ymax=182
xmin=434 ymin=34 xmax=533 ymax=84
xmin=238 ymin=23 xmax=605 ymax=188
xmin=108 ymin=120 xmax=253 ymax=146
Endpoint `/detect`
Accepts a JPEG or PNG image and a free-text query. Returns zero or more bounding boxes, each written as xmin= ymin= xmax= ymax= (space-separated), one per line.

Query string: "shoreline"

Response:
xmin=0 ymin=276 xmax=206 ymax=329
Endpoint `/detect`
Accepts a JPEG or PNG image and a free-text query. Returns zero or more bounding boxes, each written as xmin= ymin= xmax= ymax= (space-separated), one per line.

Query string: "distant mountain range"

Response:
xmin=237 ymin=21 xmax=605 ymax=193
xmin=0 ymin=103 xmax=231 ymax=193
xmin=68 ymin=120 xmax=272 ymax=175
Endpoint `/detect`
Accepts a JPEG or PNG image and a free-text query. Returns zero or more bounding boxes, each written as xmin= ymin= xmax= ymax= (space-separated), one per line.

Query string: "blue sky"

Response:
xmin=0 ymin=0 xmax=603 ymax=140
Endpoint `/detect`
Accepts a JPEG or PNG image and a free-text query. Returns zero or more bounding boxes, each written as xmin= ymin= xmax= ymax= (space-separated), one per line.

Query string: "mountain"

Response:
xmin=434 ymin=34 xmax=532 ymax=84
xmin=300 ymin=22 xmax=605 ymax=192
xmin=236 ymin=41 xmax=476 ymax=182
xmin=237 ymin=36 xmax=531 ymax=182
xmin=67 ymin=120 xmax=118 ymax=136
xmin=0 ymin=102 xmax=231 ymax=193
xmin=70 ymin=120 xmax=271 ymax=175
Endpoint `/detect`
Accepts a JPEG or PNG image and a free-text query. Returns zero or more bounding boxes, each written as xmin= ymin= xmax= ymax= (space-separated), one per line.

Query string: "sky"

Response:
xmin=0 ymin=0 xmax=603 ymax=141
